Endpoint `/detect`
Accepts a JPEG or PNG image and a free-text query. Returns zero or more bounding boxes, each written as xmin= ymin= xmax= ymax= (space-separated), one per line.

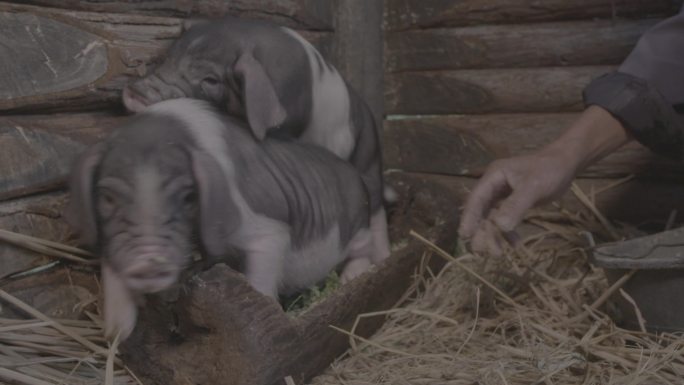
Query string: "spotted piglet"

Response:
xmin=66 ymin=99 xmax=379 ymax=340
xmin=122 ymin=16 xmax=391 ymax=269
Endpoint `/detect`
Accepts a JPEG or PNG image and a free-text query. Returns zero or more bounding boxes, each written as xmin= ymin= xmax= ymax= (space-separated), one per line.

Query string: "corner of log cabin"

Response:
xmin=383 ymin=0 xmax=684 ymax=226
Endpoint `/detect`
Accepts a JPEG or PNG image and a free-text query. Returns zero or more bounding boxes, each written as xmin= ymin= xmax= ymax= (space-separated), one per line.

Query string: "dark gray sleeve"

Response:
xmin=583 ymin=7 xmax=684 ymax=158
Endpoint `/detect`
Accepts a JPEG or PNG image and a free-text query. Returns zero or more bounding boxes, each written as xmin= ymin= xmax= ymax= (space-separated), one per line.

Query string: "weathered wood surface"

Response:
xmin=386 ymin=19 xmax=657 ymax=72
xmin=120 ymin=173 xmax=461 ymax=385
xmin=420 ymin=173 xmax=684 ymax=228
xmin=0 ymin=113 xmax=119 ymax=201
xmin=12 ymin=0 xmax=334 ymax=30
xmin=386 ymin=66 xmax=613 ymax=115
xmin=593 ymin=226 xmax=684 ymax=269
xmin=0 ymin=193 xmax=70 ymax=279
xmin=0 ymin=12 xmax=109 ymax=100
xmin=0 ymin=3 xmax=331 ymax=114
xmin=332 ymin=0 xmax=384 ymax=123
xmin=383 ymin=114 xmax=684 ymax=180
xmin=385 ymin=0 xmax=683 ymax=30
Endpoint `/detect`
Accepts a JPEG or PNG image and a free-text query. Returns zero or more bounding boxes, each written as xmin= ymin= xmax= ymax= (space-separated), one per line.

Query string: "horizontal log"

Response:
xmin=383 ymin=114 xmax=684 ymax=181
xmin=0 ymin=3 xmax=331 ymax=114
xmin=6 ymin=0 xmax=333 ymax=30
xmin=386 ymin=19 xmax=657 ymax=72
xmin=385 ymin=66 xmax=613 ymax=115
xmin=385 ymin=0 xmax=683 ymax=30
xmin=419 ymin=173 xmax=684 ymax=229
xmin=0 ymin=113 xmax=121 ymax=201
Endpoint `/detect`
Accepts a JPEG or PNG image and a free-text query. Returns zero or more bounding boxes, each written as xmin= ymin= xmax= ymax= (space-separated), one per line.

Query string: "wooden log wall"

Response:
xmin=383 ymin=0 xmax=684 ymax=225
xmin=0 ymin=0 xmax=384 ymax=280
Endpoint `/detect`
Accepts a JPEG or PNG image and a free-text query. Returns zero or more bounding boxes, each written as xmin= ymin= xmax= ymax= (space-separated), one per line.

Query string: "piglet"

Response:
xmin=65 ymin=99 xmax=380 ymax=341
xmin=122 ymin=16 xmax=391 ymax=265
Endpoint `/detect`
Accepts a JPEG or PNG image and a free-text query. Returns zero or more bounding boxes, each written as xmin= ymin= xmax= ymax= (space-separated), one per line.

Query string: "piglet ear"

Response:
xmin=64 ymin=142 xmax=107 ymax=249
xmin=121 ymin=85 xmax=149 ymax=113
xmin=233 ymin=51 xmax=287 ymax=140
xmin=191 ymin=150 xmax=240 ymax=258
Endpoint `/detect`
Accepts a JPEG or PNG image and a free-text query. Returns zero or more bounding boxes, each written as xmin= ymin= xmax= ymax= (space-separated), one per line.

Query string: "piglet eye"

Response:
xmin=97 ymin=190 xmax=118 ymax=217
xmin=201 ymin=76 xmax=219 ymax=86
xmin=182 ymin=191 xmax=197 ymax=206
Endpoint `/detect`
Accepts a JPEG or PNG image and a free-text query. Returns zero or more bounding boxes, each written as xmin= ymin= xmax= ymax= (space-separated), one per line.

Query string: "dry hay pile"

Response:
xmin=0 ymin=231 xmax=138 ymax=385
xmin=0 ymin=290 xmax=139 ymax=385
xmin=310 ymin=184 xmax=684 ymax=385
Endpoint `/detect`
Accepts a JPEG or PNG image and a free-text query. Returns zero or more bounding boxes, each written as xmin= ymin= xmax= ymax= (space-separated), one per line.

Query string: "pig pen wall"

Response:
xmin=382 ymin=0 xmax=684 ymax=228
xmin=0 ymin=0 xmax=384 ymax=279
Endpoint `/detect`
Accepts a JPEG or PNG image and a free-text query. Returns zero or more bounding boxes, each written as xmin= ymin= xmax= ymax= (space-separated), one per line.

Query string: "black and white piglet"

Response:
xmin=122 ymin=16 xmax=391 ymax=263
xmin=66 ymin=99 xmax=383 ymax=340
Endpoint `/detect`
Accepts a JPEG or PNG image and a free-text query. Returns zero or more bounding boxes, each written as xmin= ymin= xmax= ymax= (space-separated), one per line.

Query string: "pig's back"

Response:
xmin=244 ymin=137 xmax=370 ymax=250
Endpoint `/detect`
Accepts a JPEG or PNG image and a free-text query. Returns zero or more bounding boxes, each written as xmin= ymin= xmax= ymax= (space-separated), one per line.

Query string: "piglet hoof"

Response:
xmin=102 ymin=262 xmax=138 ymax=341
xmin=340 ymin=258 xmax=372 ymax=284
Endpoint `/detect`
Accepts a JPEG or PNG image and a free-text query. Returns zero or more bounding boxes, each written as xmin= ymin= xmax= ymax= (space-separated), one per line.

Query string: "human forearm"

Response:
xmin=544 ymin=105 xmax=632 ymax=173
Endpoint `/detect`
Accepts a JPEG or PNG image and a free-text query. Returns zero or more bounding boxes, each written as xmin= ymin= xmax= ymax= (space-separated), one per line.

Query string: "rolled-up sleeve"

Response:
xmin=583 ymin=6 xmax=684 ymax=158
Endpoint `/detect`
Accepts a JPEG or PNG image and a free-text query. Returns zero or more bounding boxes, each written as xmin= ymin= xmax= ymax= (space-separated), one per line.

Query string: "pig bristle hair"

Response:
xmin=144 ymin=98 xmax=236 ymax=179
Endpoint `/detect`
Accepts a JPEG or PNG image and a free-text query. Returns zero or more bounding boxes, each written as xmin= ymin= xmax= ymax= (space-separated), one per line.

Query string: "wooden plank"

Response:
xmin=0 ymin=12 xmax=109 ymax=100
xmin=0 ymin=3 xmax=331 ymax=114
xmin=385 ymin=0 xmax=683 ymax=30
xmin=6 ymin=0 xmax=334 ymax=30
xmin=385 ymin=66 xmax=613 ymax=115
xmin=332 ymin=0 xmax=384 ymax=122
xmin=0 ymin=113 xmax=121 ymax=201
xmin=421 ymin=173 xmax=684 ymax=228
xmin=386 ymin=19 xmax=657 ymax=72
xmin=383 ymin=114 xmax=684 ymax=181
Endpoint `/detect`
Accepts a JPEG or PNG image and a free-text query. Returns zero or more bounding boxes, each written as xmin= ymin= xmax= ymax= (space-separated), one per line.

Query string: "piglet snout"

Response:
xmin=122 ymin=253 xmax=179 ymax=293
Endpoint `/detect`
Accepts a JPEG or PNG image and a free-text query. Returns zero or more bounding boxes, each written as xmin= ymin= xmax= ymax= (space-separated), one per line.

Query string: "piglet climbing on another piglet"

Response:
xmin=65 ymin=99 xmax=380 ymax=340
xmin=122 ymin=16 xmax=391 ymax=267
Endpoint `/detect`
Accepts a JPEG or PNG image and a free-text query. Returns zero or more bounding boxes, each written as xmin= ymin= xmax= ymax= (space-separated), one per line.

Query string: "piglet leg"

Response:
xmin=341 ymin=229 xmax=374 ymax=284
xmin=370 ymin=207 xmax=391 ymax=264
xmin=102 ymin=261 xmax=138 ymax=341
xmin=243 ymin=228 xmax=290 ymax=298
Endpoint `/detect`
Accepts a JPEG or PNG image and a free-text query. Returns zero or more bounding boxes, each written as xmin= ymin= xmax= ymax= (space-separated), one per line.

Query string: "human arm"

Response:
xmin=458 ymin=106 xmax=630 ymax=255
xmin=458 ymin=6 xmax=684 ymax=255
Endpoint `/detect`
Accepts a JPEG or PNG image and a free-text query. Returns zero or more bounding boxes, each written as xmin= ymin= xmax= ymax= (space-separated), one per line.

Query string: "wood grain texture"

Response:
xmin=385 ymin=65 xmax=613 ymax=115
xmin=419 ymin=173 xmax=684 ymax=228
xmin=0 ymin=3 xmax=331 ymax=114
xmin=385 ymin=0 xmax=683 ymax=30
xmin=0 ymin=12 xmax=109 ymax=99
xmin=383 ymin=114 xmax=684 ymax=180
xmin=386 ymin=19 xmax=657 ymax=72
xmin=7 ymin=0 xmax=334 ymax=30
xmin=332 ymin=0 xmax=384 ymax=122
xmin=0 ymin=113 xmax=121 ymax=201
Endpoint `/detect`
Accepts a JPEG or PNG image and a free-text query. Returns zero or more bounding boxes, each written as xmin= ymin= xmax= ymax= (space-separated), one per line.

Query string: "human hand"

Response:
xmin=458 ymin=106 xmax=631 ymax=256
xmin=458 ymin=149 xmax=578 ymax=255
